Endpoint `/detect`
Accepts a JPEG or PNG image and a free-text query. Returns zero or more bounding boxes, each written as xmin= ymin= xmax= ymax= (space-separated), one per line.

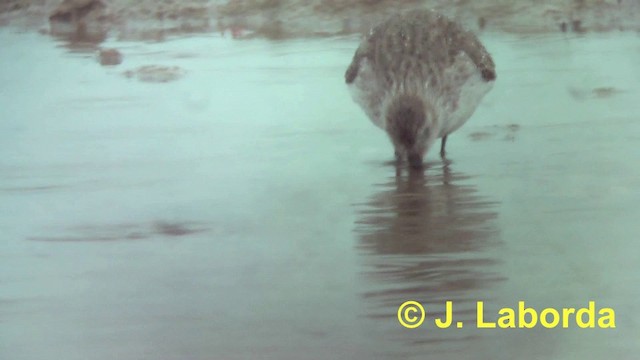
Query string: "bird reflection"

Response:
xmin=355 ymin=161 xmax=504 ymax=348
xmin=357 ymin=163 xmax=498 ymax=255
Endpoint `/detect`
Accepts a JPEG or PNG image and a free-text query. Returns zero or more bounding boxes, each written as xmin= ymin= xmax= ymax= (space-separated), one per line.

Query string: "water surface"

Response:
xmin=1 ymin=29 xmax=639 ymax=359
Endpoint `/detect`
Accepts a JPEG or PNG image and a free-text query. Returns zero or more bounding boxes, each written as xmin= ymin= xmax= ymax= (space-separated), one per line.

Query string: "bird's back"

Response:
xmin=346 ymin=10 xmax=495 ymax=88
xmin=346 ymin=10 xmax=496 ymax=134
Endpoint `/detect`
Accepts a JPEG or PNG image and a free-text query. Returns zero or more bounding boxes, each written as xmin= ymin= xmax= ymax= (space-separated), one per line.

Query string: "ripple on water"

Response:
xmin=27 ymin=221 xmax=209 ymax=242
xmin=354 ymin=162 xmax=505 ymax=355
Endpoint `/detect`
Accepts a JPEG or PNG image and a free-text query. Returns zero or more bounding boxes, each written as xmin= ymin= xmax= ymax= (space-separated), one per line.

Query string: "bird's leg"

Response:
xmin=440 ymin=135 xmax=448 ymax=158
xmin=394 ymin=149 xmax=403 ymax=165
xmin=408 ymin=152 xmax=423 ymax=169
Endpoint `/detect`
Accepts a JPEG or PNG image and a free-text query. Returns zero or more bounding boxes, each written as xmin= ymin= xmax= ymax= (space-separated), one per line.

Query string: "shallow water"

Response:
xmin=1 ymin=29 xmax=639 ymax=359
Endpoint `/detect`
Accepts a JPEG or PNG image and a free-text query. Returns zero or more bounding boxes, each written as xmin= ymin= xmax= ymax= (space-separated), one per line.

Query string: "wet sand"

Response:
xmin=2 ymin=0 xmax=640 ymax=39
xmin=1 ymin=29 xmax=640 ymax=359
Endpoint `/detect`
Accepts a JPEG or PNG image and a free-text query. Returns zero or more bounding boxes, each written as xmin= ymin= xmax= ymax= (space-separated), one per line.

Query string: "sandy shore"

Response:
xmin=1 ymin=0 xmax=639 ymax=39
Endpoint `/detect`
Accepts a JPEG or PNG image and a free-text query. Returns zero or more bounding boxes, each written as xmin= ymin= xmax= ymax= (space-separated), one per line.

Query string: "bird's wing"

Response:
xmin=345 ymin=50 xmax=362 ymax=84
xmin=346 ymin=38 xmax=374 ymax=84
xmin=454 ymin=29 xmax=496 ymax=82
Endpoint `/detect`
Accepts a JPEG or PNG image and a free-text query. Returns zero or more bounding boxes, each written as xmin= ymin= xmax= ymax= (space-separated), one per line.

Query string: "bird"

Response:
xmin=345 ymin=9 xmax=496 ymax=168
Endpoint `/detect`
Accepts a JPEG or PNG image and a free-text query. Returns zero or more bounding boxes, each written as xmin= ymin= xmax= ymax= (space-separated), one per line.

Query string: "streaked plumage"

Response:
xmin=345 ymin=10 xmax=496 ymax=168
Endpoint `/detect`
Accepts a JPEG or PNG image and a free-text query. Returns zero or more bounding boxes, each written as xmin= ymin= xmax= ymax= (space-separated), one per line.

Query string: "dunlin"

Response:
xmin=345 ymin=10 xmax=496 ymax=168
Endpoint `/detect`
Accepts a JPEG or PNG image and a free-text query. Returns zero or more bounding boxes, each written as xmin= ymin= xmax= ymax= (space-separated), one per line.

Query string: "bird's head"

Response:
xmin=385 ymin=94 xmax=435 ymax=168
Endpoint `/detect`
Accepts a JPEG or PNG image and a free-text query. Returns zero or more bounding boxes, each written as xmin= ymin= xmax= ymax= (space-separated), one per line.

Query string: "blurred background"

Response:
xmin=1 ymin=0 xmax=640 ymax=41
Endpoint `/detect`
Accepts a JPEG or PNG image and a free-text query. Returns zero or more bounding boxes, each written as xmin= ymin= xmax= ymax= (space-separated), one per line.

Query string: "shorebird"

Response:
xmin=345 ymin=10 xmax=496 ymax=168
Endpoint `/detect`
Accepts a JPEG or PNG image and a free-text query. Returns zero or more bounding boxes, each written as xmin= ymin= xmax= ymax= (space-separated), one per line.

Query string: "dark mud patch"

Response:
xmin=154 ymin=221 xmax=203 ymax=237
xmin=27 ymin=221 xmax=208 ymax=242
xmin=568 ymin=86 xmax=622 ymax=100
xmin=468 ymin=124 xmax=520 ymax=142
xmin=592 ymin=87 xmax=619 ymax=98
xmin=123 ymin=65 xmax=186 ymax=83
xmin=97 ymin=47 xmax=122 ymax=65
xmin=505 ymin=124 xmax=520 ymax=132
xmin=0 ymin=185 xmax=67 ymax=193
xmin=503 ymin=123 xmax=520 ymax=141
xmin=468 ymin=131 xmax=494 ymax=142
